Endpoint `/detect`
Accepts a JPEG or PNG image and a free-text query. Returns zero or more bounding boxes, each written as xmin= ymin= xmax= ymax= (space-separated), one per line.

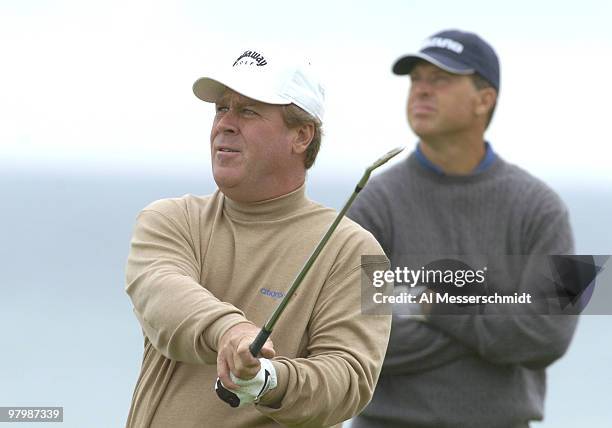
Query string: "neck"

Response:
xmin=419 ymin=132 xmax=486 ymax=175
xmin=221 ymin=173 xmax=306 ymax=203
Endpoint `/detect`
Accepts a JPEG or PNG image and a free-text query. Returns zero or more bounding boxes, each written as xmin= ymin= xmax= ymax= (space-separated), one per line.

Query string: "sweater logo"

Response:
xmin=260 ymin=287 xmax=284 ymax=299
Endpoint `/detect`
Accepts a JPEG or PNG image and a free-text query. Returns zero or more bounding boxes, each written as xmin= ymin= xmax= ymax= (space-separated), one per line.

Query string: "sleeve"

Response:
xmin=382 ymin=311 xmax=474 ymax=375
xmin=256 ymin=258 xmax=392 ymax=427
xmin=349 ymin=181 xmax=476 ymax=374
xmin=125 ymin=203 xmax=248 ymax=365
xmin=424 ymin=191 xmax=579 ymax=369
xmin=347 ymin=181 xmax=392 ymax=257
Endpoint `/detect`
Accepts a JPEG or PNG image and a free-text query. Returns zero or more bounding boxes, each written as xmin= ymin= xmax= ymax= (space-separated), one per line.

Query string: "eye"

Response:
xmin=215 ymin=105 xmax=229 ymax=114
xmin=241 ymin=107 xmax=258 ymax=116
xmin=432 ymin=75 xmax=451 ymax=86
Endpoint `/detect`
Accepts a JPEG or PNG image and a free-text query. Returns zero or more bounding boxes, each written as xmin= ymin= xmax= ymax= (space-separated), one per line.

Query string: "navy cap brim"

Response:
xmin=392 ymin=52 xmax=475 ymax=76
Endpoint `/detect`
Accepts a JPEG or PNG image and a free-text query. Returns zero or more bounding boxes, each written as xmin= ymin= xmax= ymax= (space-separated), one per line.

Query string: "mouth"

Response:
xmin=411 ymin=104 xmax=435 ymax=114
xmin=217 ymin=147 xmax=241 ymax=153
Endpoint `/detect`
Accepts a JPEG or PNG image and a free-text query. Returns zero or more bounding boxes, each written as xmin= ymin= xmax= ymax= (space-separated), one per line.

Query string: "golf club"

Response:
xmin=215 ymin=146 xmax=405 ymax=407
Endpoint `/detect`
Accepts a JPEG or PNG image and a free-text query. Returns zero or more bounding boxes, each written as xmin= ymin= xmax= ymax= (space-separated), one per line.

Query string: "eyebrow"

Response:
xmin=410 ymin=71 xmax=457 ymax=82
xmin=216 ymin=93 xmax=259 ymax=107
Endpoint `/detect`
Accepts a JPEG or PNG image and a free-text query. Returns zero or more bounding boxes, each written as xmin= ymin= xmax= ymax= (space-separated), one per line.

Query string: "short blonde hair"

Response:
xmin=281 ymin=104 xmax=323 ymax=169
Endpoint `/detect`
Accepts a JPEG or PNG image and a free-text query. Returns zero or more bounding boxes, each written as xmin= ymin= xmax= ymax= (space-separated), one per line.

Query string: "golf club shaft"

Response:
xmin=215 ymin=147 xmax=404 ymax=408
xmin=248 ymin=189 xmax=360 ymax=357
xmin=249 ymin=146 xmax=404 ymax=357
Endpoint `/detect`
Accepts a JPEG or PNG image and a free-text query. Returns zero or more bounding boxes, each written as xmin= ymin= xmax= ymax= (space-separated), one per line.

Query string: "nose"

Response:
xmin=410 ymin=79 xmax=432 ymax=98
xmin=214 ymin=109 xmax=239 ymax=135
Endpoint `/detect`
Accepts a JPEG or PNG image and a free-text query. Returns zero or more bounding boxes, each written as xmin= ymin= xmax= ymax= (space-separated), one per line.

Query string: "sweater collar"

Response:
xmin=222 ymin=183 xmax=310 ymax=221
xmin=409 ymin=150 xmax=503 ymax=184
xmin=415 ymin=141 xmax=497 ymax=176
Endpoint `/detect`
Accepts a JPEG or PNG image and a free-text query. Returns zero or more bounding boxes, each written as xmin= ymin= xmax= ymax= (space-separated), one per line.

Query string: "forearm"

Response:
xmin=422 ymin=253 xmax=579 ymax=367
xmin=257 ymin=351 xmax=382 ymax=427
xmin=382 ymin=314 xmax=473 ymax=374
xmin=126 ymin=207 xmax=248 ymax=364
xmin=127 ymin=268 xmax=248 ymax=364
xmin=425 ymin=312 xmax=578 ymax=368
xmin=257 ymin=263 xmax=391 ymax=426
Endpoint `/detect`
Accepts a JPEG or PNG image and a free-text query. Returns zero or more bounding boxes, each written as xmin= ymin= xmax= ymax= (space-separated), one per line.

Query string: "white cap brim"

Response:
xmin=192 ymin=49 xmax=325 ymax=122
xmin=193 ymin=73 xmax=291 ymax=106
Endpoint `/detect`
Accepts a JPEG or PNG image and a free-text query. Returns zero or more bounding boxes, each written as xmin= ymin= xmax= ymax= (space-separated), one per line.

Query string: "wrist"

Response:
xmin=255 ymin=360 xmax=288 ymax=408
xmin=253 ymin=358 xmax=277 ymax=403
xmin=213 ymin=319 xmax=254 ymax=351
xmin=223 ymin=358 xmax=278 ymax=408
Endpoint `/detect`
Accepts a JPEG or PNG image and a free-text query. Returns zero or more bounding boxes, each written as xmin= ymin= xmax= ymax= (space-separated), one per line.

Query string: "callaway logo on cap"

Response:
xmin=392 ymin=29 xmax=500 ymax=91
xmin=193 ymin=48 xmax=325 ymax=121
xmin=232 ymin=50 xmax=268 ymax=67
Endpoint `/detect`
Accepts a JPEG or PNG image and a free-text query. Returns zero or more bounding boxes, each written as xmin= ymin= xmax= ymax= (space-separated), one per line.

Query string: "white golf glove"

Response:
xmin=215 ymin=358 xmax=277 ymax=408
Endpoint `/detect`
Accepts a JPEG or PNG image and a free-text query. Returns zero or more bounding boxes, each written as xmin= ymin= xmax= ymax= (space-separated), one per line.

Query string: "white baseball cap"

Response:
xmin=193 ymin=48 xmax=325 ymax=122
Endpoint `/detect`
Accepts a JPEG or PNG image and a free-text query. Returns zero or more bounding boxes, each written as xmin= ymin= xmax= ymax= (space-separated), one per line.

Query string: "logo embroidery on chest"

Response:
xmin=259 ymin=287 xmax=285 ymax=300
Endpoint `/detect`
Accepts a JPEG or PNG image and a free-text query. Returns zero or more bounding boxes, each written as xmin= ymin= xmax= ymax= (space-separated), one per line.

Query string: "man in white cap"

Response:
xmin=348 ymin=30 xmax=577 ymax=427
xmin=124 ymin=48 xmax=391 ymax=427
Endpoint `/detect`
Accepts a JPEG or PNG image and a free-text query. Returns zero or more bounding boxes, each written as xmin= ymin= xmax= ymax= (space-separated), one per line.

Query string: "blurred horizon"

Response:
xmin=1 ymin=169 xmax=611 ymax=427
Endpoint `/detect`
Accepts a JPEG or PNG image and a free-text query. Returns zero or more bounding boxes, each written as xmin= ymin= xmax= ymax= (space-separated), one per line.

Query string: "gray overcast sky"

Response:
xmin=2 ymin=0 xmax=611 ymax=184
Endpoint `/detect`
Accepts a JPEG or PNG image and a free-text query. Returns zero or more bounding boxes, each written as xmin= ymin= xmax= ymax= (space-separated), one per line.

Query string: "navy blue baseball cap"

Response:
xmin=393 ymin=29 xmax=500 ymax=91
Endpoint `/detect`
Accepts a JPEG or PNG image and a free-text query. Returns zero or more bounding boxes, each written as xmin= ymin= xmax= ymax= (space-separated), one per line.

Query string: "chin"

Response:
xmin=213 ymin=176 xmax=238 ymax=190
xmin=212 ymin=169 xmax=243 ymax=191
xmin=409 ymin=118 xmax=429 ymax=133
xmin=412 ymin=127 xmax=435 ymax=140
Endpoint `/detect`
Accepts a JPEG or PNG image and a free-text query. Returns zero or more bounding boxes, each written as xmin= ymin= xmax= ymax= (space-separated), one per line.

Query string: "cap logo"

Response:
xmin=421 ymin=37 xmax=464 ymax=54
xmin=233 ymin=50 xmax=268 ymax=67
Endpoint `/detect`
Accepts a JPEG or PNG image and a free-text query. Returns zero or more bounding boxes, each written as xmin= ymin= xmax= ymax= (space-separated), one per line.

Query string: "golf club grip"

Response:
xmin=249 ymin=328 xmax=271 ymax=357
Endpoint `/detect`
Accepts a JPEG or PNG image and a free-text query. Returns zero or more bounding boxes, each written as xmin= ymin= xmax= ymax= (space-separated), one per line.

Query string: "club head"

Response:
xmin=369 ymin=147 xmax=405 ymax=171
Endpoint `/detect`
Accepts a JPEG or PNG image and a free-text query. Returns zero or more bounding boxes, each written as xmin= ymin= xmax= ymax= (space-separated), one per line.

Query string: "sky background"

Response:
xmin=2 ymin=0 xmax=611 ymax=184
xmin=1 ymin=1 xmax=611 ymax=427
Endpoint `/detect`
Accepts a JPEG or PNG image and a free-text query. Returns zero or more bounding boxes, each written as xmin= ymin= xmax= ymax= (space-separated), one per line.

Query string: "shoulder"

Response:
xmin=348 ymin=158 xmax=409 ymax=215
xmin=496 ymin=158 xmax=568 ymax=214
xmin=306 ymin=199 xmax=387 ymax=258
xmin=139 ymin=191 xmax=222 ymax=223
xmin=324 ymin=216 xmax=389 ymax=286
xmin=363 ymin=159 xmax=409 ymax=195
xmin=338 ymin=216 xmax=387 ymax=255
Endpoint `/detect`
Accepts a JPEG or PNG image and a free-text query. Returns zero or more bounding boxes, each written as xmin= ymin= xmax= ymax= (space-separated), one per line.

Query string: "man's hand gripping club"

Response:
xmin=215 ymin=322 xmax=278 ymax=408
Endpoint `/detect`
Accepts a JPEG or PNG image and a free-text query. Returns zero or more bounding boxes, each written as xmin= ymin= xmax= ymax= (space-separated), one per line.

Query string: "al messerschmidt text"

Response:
xmin=373 ymin=292 xmax=532 ymax=305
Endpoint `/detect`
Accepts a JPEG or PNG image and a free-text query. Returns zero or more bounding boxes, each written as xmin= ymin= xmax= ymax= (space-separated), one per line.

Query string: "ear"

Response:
xmin=475 ymin=87 xmax=497 ymax=118
xmin=291 ymin=122 xmax=315 ymax=155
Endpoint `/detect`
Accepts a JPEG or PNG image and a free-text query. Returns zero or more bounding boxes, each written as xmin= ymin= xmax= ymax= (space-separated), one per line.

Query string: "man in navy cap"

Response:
xmin=348 ymin=30 xmax=578 ymax=428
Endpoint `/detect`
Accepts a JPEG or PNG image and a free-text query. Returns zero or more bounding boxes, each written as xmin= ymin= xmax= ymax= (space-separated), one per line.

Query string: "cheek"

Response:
xmin=447 ymin=95 xmax=474 ymax=120
xmin=405 ymin=94 xmax=414 ymax=117
xmin=407 ymin=90 xmax=416 ymax=106
xmin=257 ymin=138 xmax=288 ymax=164
xmin=209 ymin=120 xmax=219 ymax=144
xmin=254 ymin=127 xmax=291 ymax=154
